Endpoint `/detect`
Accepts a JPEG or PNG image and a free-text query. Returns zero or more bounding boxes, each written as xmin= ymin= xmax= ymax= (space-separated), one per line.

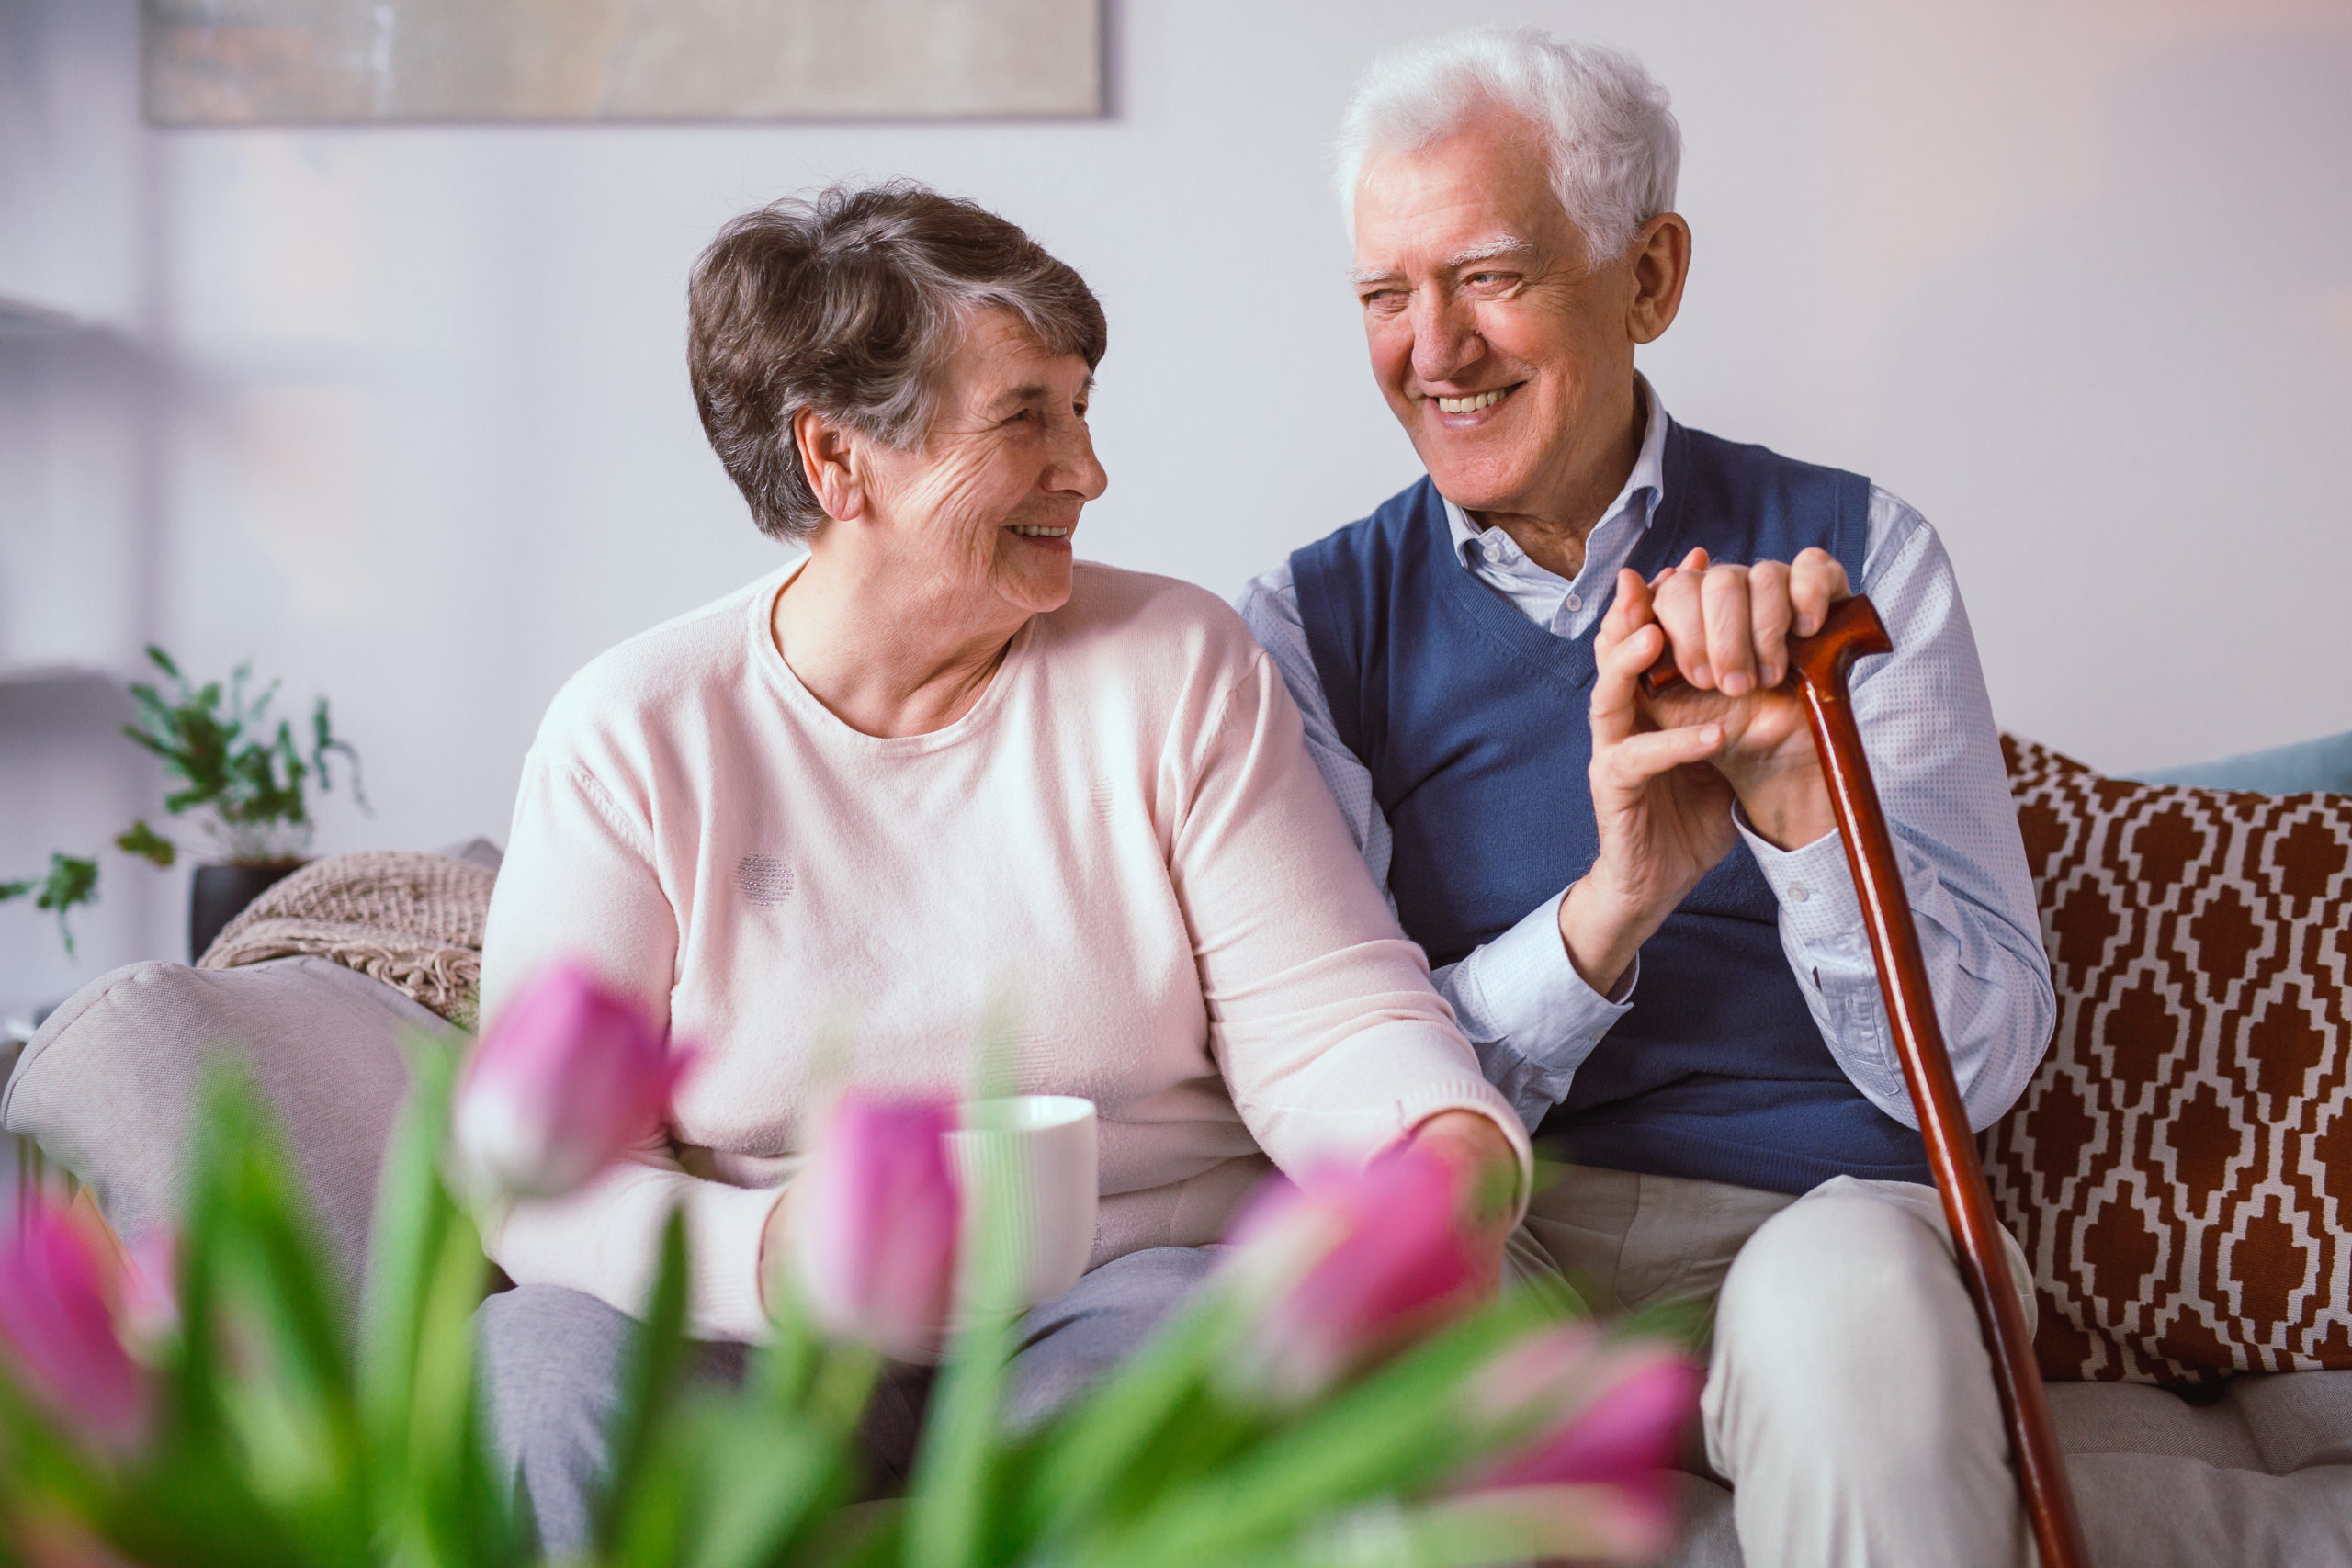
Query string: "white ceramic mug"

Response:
xmin=947 ymin=1094 xmax=1098 ymax=1310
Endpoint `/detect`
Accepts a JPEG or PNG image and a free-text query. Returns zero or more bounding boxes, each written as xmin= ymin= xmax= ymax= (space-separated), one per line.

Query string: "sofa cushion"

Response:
xmin=1986 ymin=735 xmax=2351 ymax=1384
xmin=2128 ymin=727 xmax=2352 ymax=795
xmin=1 ymin=955 xmax=437 ymax=1294
xmin=1666 ymin=1374 xmax=2352 ymax=1568
xmin=2233 ymin=1368 xmax=2352 ymax=1474
xmin=2044 ymin=1379 xmax=2263 ymax=1469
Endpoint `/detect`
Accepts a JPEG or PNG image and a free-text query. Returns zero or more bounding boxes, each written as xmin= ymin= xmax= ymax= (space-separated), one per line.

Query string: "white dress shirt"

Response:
xmin=1235 ymin=381 xmax=2054 ymax=1137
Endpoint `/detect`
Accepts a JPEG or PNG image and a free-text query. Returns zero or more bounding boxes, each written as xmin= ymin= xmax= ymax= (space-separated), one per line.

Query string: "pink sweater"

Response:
xmin=479 ymin=562 xmax=1528 ymax=1339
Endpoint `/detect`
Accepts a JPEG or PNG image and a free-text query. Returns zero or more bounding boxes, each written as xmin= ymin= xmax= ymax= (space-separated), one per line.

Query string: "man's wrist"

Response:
xmin=1722 ymin=755 xmax=1837 ymax=851
xmin=1555 ymin=876 xmax=1648 ymax=998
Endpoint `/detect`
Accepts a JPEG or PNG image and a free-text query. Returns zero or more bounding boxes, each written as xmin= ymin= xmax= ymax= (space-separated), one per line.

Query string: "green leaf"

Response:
xmin=1076 ymin=1287 xmax=1574 ymax=1568
xmin=23 ymin=852 xmax=98 ymax=955
xmin=596 ymin=1208 xmax=695 ymax=1557
xmin=0 ymin=879 xmax=31 ymax=902
xmin=396 ymin=1210 xmax=520 ymax=1568
xmin=356 ymin=1035 xmax=524 ymax=1566
xmin=311 ymin=697 xmax=369 ymax=813
xmin=902 ymin=1158 xmax=1027 ymax=1568
xmin=168 ymin=1064 xmax=372 ymax=1565
xmin=674 ymin=1397 xmax=850 ymax=1568
xmin=115 ymin=818 xmax=178 ymax=868
xmin=1013 ymin=1286 xmax=1255 ymax=1548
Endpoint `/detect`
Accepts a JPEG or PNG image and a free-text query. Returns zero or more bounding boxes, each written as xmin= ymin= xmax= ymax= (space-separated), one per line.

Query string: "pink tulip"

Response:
xmin=1220 ymin=1145 xmax=1480 ymax=1404
xmin=788 ymin=1092 xmax=962 ymax=1362
xmin=453 ymin=961 xmax=693 ymax=1200
xmin=1460 ymin=1336 xmax=1703 ymax=1559
xmin=119 ymin=1230 xmax=180 ymax=1350
xmin=0 ymin=1200 xmax=151 ymax=1449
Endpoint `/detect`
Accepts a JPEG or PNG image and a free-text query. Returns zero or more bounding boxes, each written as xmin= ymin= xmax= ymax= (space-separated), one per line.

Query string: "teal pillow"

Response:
xmin=2125 ymin=728 xmax=2352 ymax=795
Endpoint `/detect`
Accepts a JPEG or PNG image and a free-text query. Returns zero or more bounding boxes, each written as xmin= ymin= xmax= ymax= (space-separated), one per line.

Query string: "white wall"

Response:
xmin=6 ymin=0 xmax=2351 ymax=1011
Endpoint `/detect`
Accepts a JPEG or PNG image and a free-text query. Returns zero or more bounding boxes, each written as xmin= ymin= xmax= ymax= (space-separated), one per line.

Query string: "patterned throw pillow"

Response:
xmin=1984 ymin=734 xmax=2351 ymax=1384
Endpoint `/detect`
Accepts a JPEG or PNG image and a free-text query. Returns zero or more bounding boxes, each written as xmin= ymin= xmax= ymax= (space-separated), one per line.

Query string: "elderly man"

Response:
xmin=1237 ymin=28 xmax=2056 ymax=1568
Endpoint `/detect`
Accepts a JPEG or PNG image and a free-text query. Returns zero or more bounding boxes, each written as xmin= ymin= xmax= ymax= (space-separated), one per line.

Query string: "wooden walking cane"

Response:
xmin=1643 ymin=595 xmax=2088 ymax=1568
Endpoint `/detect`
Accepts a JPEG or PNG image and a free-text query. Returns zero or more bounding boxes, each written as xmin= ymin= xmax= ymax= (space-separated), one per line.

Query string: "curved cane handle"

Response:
xmin=1635 ymin=594 xmax=1890 ymax=700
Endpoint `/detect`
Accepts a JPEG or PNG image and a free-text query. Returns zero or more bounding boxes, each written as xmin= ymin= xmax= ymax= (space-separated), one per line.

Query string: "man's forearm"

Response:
xmin=1747 ymin=819 xmax=2053 ymax=1130
xmin=1433 ymin=891 xmax=1636 ymax=1132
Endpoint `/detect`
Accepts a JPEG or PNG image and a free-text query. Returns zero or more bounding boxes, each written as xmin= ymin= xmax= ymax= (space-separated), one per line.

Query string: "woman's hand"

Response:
xmin=1407 ymin=1109 xmax=1522 ymax=1292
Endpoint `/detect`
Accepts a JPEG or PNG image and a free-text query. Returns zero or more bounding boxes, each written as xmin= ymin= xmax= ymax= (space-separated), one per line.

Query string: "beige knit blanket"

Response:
xmin=198 ymin=851 xmax=497 ymax=1026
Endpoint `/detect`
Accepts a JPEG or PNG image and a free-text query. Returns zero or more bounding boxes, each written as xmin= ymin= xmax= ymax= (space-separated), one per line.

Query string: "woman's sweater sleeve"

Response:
xmin=1169 ymin=651 xmax=1533 ymax=1202
xmin=476 ymin=750 xmax=781 ymax=1342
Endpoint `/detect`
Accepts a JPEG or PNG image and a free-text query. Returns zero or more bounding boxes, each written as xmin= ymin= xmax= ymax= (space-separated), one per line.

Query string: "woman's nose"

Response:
xmin=1054 ymin=421 xmax=1109 ymax=501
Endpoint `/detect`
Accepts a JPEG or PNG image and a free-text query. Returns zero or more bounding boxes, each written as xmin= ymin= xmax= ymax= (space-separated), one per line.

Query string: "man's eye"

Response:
xmin=1360 ymin=289 xmax=1405 ymax=312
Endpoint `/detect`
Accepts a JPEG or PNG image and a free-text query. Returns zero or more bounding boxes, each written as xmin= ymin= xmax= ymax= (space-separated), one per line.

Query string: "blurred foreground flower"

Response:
xmin=0 ymin=1200 xmax=151 ymax=1450
xmin=9 ymin=1512 xmax=146 ymax=1568
xmin=1460 ymin=1333 xmax=1704 ymax=1560
xmin=452 ymin=961 xmax=690 ymax=1200
xmin=1219 ymin=1145 xmax=1480 ymax=1404
xmin=789 ymin=1093 xmax=962 ymax=1361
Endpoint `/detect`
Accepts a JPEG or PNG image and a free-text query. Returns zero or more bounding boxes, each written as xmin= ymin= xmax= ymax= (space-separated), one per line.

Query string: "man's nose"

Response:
xmin=1409 ymin=288 xmax=1481 ymax=387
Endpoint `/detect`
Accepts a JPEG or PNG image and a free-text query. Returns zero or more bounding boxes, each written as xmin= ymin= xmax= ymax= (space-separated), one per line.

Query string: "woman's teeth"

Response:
xmin=1435 ymin=389 xmax=1510 ymax=413
xmin=1011 ymin=525 xmax=1071 ymax=537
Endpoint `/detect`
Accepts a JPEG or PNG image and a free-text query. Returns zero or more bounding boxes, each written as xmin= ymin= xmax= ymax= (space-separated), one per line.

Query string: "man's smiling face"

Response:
xmin=1351 ymin=109 xmax=1641 ymax=525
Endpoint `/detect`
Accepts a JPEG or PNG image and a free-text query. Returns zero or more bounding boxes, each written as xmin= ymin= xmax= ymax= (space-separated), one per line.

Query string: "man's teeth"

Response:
xmin=1435 ymin=389 xmax=1509 ymax=413
xmin=1011 ymin=525 xmax=1071 ymax=537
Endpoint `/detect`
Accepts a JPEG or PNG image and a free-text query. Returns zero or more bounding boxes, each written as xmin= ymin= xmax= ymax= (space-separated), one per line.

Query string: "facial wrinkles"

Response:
xmin=1353 ymin=117 xmax=1635 ymax=525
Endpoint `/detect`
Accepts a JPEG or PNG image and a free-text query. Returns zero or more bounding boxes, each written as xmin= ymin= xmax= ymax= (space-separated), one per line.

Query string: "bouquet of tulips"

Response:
xmin=0 ymin=964 xmax=1701 ymax=1567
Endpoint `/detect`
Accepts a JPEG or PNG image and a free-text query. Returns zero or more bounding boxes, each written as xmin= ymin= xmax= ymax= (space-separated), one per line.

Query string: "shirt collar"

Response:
xmin=1442 ymin=376 xmax=1670 ymax=568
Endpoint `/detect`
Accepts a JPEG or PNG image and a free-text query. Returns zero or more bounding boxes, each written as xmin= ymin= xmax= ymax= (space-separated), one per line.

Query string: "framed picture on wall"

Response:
xmin=141 ymin=0 xmax=1105 ymax=125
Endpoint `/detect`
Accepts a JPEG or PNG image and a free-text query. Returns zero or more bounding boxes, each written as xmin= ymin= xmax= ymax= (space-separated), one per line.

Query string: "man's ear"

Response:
xmin=1626 ymin=212 xmax=1692 ymax=346
xmin=792 ymin=406 xmax=866 ymax=524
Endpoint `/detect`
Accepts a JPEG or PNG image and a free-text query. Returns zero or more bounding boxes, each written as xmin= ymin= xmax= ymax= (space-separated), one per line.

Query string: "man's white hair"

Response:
xmin=1336 ymin=28 xmax=1681 ymax=263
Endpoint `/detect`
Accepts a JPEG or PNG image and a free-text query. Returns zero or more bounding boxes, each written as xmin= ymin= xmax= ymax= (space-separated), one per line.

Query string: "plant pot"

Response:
xmin=189 ymin=861 xmax=305 ymax=963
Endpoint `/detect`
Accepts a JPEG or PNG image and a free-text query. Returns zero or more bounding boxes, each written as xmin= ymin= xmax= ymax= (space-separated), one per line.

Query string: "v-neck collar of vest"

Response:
xmin=1427 ymin=420 xmax=1702 ymax=695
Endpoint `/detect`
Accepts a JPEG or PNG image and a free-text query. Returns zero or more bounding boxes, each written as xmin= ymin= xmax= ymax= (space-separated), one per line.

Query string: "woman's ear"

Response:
xmin=793 ymin=407 xmax=866 ymax=524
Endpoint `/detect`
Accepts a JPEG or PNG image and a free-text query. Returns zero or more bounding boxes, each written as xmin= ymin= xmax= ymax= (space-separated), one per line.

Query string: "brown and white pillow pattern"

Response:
xmin=1982 ymin=734 xmax=2350 ymax=1385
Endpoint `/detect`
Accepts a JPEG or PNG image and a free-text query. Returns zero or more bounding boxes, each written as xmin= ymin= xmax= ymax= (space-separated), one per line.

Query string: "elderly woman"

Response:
xmin=473 ymin=183 xmax=1526 ymax=1546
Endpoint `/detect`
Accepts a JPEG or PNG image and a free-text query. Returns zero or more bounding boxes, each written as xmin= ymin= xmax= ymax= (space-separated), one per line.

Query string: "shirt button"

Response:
xmin=1564 ymin=592 xmax=1582 ymax=613
xmin=1788 ymin=883 xmax=1810 ymax=904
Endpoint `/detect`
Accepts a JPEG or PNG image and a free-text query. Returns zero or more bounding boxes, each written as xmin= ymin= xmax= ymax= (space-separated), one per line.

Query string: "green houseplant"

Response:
xmin=0 ymin=646 xmax=365 ymax=962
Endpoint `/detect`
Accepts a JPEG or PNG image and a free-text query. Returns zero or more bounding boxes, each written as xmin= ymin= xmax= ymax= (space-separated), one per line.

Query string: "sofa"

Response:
xmin=6 ymin=738 xmax=2349 ymax=1566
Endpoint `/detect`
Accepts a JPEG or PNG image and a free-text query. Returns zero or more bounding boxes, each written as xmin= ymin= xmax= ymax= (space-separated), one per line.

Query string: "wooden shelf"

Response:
xmin=0 ymin=661 xmax=116 ymax=691
xmin=0 ymin=295 xmax=85 ymax=337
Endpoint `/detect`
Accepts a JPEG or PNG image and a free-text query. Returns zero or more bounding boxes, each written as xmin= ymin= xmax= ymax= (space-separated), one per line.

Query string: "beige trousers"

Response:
xmin=1505 ymin=1165 xmax=2039 ymax=1568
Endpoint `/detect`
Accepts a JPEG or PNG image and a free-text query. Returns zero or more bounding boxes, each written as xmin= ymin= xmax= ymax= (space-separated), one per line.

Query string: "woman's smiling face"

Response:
xmin=855 ymin=309 xmax=1108 ymax=622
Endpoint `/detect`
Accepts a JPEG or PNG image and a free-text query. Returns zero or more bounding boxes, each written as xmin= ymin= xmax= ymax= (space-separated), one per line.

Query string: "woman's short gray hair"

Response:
xmin=688 ymin=181 xmax=1107 ymax=542
xmin=1335 ymin=28 xmax=1680 ymax=264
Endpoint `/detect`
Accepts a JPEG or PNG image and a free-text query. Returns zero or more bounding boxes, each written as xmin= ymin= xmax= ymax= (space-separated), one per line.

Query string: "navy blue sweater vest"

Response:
xmin=1290 ymin=422 xmax=1929 ymax=1194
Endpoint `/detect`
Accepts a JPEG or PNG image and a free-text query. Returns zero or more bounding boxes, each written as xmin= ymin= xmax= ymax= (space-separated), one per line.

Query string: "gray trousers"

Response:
xmin=1505 ymin=1164 xmax=2038 ymax=1568
xmin=476 ymin=1245 xmax=1216 ymax=1555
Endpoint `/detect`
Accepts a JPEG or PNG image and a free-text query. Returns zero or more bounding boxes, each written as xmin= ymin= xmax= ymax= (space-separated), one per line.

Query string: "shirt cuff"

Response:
xmin=1458 ymin=889 xmax=1637 ymax=1076
xmin=1733 ymin=812 xmax=1870 ymax=958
